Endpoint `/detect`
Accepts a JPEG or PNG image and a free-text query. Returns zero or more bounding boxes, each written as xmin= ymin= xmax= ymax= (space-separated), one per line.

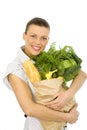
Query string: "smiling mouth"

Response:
xmin=32 ymin=45 xmax=41 ymax=51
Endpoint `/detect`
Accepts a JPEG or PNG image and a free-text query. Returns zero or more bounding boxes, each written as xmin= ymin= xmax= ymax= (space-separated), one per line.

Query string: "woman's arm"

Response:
xmin=45 ymin=70 xmax=87 ymax=110
xmin=67 ymin=70 xmax=87 ymax=96
xmin=8 ymin=73 xmax=79 ymax=123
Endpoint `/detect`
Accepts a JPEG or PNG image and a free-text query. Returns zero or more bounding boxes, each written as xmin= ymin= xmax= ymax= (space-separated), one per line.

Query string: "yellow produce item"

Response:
xmin=45 ymin=69 xmax=58 ymax=79
xmin=23 ymin=60 xmax=41 ymax=82
xmin=57 ymin=76 xmax=63 ymax=80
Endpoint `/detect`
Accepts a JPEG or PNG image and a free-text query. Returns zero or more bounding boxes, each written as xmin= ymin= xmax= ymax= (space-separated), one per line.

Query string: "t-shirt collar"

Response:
xmin=17 ymin=46 xmax=30 ymax=63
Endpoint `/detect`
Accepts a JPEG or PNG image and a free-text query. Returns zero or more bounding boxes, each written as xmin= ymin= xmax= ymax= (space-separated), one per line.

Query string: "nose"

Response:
xmin=35 ymin=37 xmax=41 ymax=45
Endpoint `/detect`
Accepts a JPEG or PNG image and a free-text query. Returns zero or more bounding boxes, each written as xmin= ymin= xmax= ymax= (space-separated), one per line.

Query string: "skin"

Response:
xmin=23 ymin=24 xmax=49 ymax=57
xmin=8 ymin=24 xmax=87 ymax=124
xmin=45 ymin=70 xmax=87 ymax=110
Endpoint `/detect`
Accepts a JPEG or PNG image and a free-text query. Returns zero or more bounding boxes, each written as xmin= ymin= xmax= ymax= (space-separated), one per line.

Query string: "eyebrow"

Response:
xmin=30 ymin=33 xmax=49 ymax=37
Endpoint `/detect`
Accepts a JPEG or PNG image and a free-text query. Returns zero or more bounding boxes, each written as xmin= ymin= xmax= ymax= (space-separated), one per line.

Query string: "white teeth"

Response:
xmin=33 ymin=46 xmax=40 ymax=51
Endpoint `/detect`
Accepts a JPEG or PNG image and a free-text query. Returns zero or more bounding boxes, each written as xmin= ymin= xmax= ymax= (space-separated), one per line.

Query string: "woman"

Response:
xmin=3 ymin=17 xmax=87 ymax=130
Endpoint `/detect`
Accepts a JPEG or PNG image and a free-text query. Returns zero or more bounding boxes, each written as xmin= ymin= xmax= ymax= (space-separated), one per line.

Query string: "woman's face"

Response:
xmin=23 ymin=24 xmax=50 ymax=57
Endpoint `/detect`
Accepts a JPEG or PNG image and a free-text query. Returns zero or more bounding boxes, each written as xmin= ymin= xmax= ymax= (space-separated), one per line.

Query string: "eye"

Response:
xmin=41 ymin=37 xmax=48 ymax=41
xmin=30 ymin=34 xmax=36 ymax=38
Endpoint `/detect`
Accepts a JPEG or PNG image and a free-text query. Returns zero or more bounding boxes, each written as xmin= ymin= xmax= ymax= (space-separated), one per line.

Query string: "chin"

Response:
xmin=34 ymin=50 xmax=41 ymax=55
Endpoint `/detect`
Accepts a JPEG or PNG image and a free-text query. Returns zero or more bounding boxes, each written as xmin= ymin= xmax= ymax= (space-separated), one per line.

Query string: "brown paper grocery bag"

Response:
xmin=32 ymin=78 xmax=75 ymax=130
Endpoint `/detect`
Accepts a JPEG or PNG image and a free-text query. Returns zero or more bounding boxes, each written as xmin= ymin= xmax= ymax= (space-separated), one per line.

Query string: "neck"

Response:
xmin=23 ymin=46 xmax=34 ymax=58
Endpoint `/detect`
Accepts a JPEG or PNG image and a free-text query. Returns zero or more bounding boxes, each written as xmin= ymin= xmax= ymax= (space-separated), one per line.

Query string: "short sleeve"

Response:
xmin=3 ymin=61 xmax=28 ymax=90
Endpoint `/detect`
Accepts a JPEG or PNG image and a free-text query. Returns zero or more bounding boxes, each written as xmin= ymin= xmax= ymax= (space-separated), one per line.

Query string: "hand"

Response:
xmin=67 ymin=103 xmax=79 ymax=124
xmin=45 ymin=90 xmax=71 ymax=110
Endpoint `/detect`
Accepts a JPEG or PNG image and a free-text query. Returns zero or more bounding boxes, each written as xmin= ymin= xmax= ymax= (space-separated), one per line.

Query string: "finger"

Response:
xmin=45 ymin=101 xmax=62 ymax=110
xmin=45 ymin=104 xmax=61 ymax=110
xmin=45 ymin=98 xmax=58 ymax=105
xmin=74 ymin=103 xmax=78 ymax=109
xmin=52 ymin=93 xmax=59 ymax=98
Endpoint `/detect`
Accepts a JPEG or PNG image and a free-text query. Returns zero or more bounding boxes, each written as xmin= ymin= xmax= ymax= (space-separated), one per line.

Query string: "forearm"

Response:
xmin=68 ymin=70 xmax=87 ymax=96
xmin=8 ymin=74 xmax=78 ymax=123
xmin=26 ymin=101 xmax=69 ymax=122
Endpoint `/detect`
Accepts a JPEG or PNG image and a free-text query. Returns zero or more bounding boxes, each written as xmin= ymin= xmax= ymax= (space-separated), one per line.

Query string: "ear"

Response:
xmin=23 ymin=32 xmax=26 ymax=40
xmin=46 ymin=37 xmax=49 ymax=45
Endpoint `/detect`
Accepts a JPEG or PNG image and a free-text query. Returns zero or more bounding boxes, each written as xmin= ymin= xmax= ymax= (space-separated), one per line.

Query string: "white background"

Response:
xmin=0 ymin=0 xmax=87 ymax=130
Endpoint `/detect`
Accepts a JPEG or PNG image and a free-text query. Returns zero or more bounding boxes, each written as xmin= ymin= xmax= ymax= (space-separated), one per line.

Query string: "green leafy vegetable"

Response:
xmin=32 ymin=43 xmax=82 ymax=82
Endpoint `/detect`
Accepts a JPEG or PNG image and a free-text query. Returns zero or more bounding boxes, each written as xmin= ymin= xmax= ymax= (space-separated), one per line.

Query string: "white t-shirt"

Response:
xmin=3 ymin=46 xmax=66 ymax=130
xmin=3 ymin=46 xmax=44 ymax=130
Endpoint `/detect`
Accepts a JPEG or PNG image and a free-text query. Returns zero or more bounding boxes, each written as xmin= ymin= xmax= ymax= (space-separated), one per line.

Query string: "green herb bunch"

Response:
xmin=32 ymin=43 xmax=82 ymax=83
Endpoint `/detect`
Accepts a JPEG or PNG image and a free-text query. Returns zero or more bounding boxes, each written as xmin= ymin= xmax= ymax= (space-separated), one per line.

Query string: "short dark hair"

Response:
xmin=25 ymin=17 xmax=50 ymax=34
